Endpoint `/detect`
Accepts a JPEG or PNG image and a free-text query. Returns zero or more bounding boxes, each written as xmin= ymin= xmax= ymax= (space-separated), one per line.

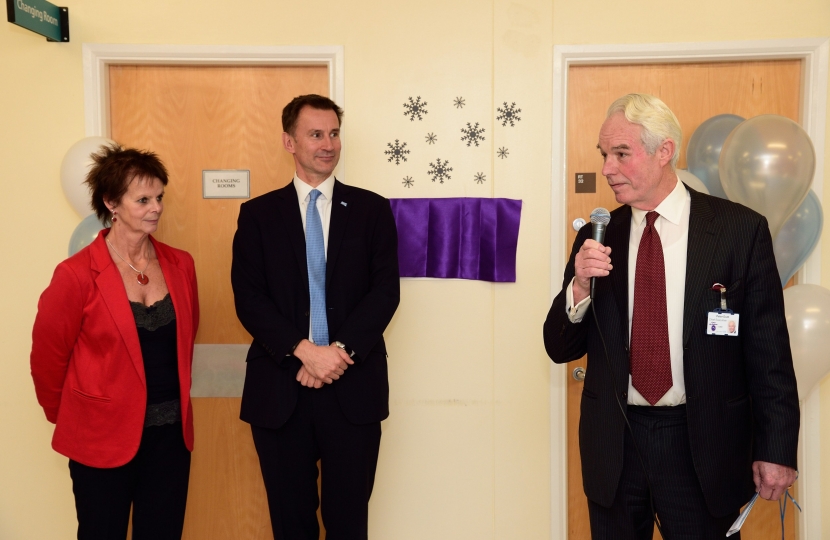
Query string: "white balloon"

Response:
xmin=60 ymin=137 xmax=116 ymax=217
xmin=783 ymin=284 xmax=830 ymax=399
xmin=677 ymin=169 xmax=710 ymax=195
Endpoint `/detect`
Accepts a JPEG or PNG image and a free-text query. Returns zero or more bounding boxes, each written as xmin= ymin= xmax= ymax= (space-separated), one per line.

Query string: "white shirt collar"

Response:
xmin=631 ymin=174 xmax=686 ymax=227
xmin=293 ymin=174 xmax=335 ymax=204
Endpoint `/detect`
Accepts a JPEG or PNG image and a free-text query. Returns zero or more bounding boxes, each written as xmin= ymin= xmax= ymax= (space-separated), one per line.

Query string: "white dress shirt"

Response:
xmin=567 ymin=177 xmax=691 ymax=406
xmin=294 ymin=174 xmax=335 ymax=257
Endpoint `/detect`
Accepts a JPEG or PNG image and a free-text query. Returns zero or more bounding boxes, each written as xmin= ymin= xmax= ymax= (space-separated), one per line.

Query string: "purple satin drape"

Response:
xmin=389 ymin=198 xmax=522 ymax=282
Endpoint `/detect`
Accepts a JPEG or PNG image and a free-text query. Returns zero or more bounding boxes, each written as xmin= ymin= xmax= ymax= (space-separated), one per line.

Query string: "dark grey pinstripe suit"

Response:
xmin=544 ymin=185 xmax=799 ymax=517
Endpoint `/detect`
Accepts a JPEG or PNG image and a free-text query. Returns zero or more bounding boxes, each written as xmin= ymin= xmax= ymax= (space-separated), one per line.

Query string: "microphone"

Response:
xmin=589 ymin=207 xmax=611 ymax=299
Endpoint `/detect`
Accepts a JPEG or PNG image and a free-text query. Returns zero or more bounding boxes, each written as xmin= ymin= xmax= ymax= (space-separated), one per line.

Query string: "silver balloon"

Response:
xmin=687 ymin=114 xmax=744 ymax=199
xmin=774 ymin=190 xmax=823 ymax=287
xmin=677 ymin=169 xmax=709 ymax=195
xmin=784 ymin=285 xmax=830 ymax=399
xmin=720 ymin=115 xmax=815 ymax=240
xmin=68 ymin=214 xmax=105 ymax=256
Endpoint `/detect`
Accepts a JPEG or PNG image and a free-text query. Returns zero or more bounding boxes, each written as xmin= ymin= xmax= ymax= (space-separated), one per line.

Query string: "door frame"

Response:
xmin=82 ymin=43 xmax=345 ymax=178
xmin=550 ymin=38 xmax=829 ymax=540
xmin=82 ymin=44 xmax=344 ymax=400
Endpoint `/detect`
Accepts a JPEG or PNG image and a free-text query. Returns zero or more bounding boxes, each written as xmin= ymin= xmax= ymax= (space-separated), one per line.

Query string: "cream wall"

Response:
xmin=1 ymin=1 xmax=828 ymax=539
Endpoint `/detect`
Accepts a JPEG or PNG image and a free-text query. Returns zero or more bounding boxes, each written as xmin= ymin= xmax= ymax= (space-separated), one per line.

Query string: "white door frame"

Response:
xmin=550 ymin=38 xmax=829 ymax=540
xmin=82 ymin=43 xmax=345 ymax=177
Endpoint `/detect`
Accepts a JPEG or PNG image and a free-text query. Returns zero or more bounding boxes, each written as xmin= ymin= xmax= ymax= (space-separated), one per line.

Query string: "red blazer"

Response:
xmin=31 ymin=229 xmax=199 ymax=468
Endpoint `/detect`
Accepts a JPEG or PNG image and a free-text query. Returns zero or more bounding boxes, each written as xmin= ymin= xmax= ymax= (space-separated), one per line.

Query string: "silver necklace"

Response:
xmin=106 ymin=238 xmax=151 ymax=285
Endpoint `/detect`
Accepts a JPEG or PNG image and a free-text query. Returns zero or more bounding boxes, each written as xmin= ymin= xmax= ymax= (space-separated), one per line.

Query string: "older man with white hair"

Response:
xmin=544 ymin=94 xmax=799 ymax=539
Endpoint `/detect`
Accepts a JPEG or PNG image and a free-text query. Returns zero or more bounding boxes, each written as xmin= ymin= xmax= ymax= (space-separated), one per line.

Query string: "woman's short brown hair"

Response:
xmin=84 ymin=143 xmax=169 ymax=224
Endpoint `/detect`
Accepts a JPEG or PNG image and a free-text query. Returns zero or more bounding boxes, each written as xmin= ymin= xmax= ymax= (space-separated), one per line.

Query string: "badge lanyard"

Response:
xmin=726 ymin=476 xmax=801 ymax=537
xmin=712 ymin=283 xmax=732 ymax=314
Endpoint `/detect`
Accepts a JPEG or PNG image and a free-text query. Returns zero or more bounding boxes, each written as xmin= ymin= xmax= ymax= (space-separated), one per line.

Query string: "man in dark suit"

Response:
xmin=544 ymin=94 xmax=799 ymax=539
xmin=231 ymin=94 xmax=400 ymax=540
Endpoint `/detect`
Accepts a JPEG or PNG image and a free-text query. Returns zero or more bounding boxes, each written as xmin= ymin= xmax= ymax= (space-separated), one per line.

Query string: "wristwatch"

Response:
xmin=334 ymin=341 xmax=356 ymax=358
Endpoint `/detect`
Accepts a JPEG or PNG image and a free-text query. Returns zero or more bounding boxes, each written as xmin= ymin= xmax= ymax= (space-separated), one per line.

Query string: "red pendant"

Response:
xmin=136 ymin=273 xmax=149 ymax=285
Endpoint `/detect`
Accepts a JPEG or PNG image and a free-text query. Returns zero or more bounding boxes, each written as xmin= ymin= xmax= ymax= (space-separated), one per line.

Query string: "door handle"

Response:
xmin=572 ymin=217 xmax=586 ymax=232
xmin=572 ymin=366 xmax=586 ymax=382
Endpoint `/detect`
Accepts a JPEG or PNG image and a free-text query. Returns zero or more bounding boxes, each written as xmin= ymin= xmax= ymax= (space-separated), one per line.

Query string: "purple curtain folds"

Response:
xmin=389 ymin=197 xmax=522 ymax=282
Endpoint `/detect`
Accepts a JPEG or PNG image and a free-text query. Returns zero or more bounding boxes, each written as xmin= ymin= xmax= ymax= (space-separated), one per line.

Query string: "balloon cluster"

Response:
xmin=687 ymin=114 xmax=818 ymax=285
xmin=686 ymin=114 xmax=826 ymax=398
xmin=60 ymin=137 xmax=114 ymax=256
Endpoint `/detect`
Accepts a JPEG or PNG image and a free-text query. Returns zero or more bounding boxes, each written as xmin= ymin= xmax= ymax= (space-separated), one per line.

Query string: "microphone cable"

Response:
xmin=589 ymin=288 xmax=667 ymax=539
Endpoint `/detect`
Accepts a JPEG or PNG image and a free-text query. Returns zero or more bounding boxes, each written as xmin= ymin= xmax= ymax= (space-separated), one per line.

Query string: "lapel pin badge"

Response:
xmin=341 ymin=201 xmax=348 ymax=207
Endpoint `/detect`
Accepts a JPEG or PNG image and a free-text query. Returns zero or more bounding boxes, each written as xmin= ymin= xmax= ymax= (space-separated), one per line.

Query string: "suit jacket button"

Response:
xmin=305 ymin=310 xmax=309 ymax=316
xmin=622 ymin=391 xmax=627 ymax=399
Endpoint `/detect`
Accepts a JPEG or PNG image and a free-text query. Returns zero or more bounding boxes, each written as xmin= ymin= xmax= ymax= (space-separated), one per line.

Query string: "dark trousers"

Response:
xmin=68 ymin=422 xmax=191 ymax=540
xmin=588 ymin=405 xmax=739 ymax=540
xmin=251 ymin=384 xmax=382 ymax=540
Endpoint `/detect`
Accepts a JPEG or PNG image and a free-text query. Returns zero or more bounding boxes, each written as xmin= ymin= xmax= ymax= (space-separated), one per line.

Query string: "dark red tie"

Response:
xmin=630 ymin=211 xmax=672 ymax=405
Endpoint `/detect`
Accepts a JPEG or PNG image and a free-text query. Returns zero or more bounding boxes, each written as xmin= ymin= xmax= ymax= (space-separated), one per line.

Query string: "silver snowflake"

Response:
xmin=496 ymin=102 xmax=522 ymax=127
xmin=454 ymin=96 xmax=466 ymax=109
xmin=428 ymin=158 xmax=453 ymax=184
xmin=402 ymin=176 xmax=414 ymax=188
xmin=497 ymin=147 xmax=509 ymax=159
xmin=384 ymin=139 xmax=410 ymax=165
xmin=425 ymin=132 xmax=437 ymax=145
xmin=403 ymin=96 xmax=428 ymax=121
xmin=461 ymin=122 xmax=485 ymax=147
xmin=474 ymin=172 xmax=486 ymax=184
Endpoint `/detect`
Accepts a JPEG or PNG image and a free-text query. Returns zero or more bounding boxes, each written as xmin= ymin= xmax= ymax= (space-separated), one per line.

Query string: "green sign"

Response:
xmin=6 ymin=0 xmax=68 ymax=42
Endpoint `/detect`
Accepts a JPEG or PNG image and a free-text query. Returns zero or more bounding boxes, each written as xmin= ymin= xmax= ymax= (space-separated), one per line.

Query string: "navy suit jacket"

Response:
xmin=543 ymin=186 xmax=799 ymax=516
xmin=232 ymin=180 xmax=400 ymax=428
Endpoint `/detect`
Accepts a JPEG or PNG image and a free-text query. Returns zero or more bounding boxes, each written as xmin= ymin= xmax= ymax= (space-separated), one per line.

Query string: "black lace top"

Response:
xmin=130 ymin=293 xmax=181 ymax=427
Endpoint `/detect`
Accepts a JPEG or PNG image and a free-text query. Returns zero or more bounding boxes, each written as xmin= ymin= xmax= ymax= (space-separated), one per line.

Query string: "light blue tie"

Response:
xmin=306 ymin=189 xmax=328 ymax=345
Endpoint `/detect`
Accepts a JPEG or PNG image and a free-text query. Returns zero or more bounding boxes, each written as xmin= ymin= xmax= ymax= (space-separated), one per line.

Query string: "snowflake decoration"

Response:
xmin=461 ymin=122 xmax=486 ymax=147
xmin=384 ymin=139 xmax=410 ymax=165
xmin=428 ymin=158 xmax=453 ymax=184
xmin=403 ymin=96 xmax=428 ymax=121
xmin=425 ymin=132 xmax=437 ymax=145
xmin=402 ymin=176 xmax=414 ymax=188
xmin=454 ymin=96 xmax=466 ymax=109
xmin=474 ymin=172 xmax=486 ymax=184
xmin=497 ymin=147 xmax=509 ymax=159
xmin=496 ymin=102 xmax=522 ymax=127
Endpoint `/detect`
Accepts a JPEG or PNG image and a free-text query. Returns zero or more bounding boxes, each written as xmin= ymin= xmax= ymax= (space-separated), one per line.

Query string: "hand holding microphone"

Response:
xmin=573 ymin=208 xmax=613 ymax=303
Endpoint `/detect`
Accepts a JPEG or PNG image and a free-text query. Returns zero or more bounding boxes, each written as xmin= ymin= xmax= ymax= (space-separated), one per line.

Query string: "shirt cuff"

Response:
xmin=566 ymin=277 xmax=592 ymax=323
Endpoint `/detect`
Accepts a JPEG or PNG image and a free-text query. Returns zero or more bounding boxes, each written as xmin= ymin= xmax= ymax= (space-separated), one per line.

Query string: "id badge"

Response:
xmin=707 ymin=311 xmax=739 ymax=336
xmin=708 ymin=283 xmax=739 ymax=336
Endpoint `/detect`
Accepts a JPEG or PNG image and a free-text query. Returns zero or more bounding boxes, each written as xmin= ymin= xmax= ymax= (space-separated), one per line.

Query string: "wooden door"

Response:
xmin=564 ymin=60 xmax=802 ymax=539
xmin=109 ymin=64 xmax=329 ymax=539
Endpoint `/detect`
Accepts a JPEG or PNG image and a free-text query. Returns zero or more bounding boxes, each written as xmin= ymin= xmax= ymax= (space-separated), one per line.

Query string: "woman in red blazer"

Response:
xmin=31 ymin=145 xmax=199 ymax=540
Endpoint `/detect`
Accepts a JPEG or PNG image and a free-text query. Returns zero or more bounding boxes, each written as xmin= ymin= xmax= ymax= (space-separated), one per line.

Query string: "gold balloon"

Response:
xmin=719 ymin=115 xmax=815 ymax=240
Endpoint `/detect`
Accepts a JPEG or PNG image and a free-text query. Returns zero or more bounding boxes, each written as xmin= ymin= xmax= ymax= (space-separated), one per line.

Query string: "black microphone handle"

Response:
xmin=590 ymin=222 xmax=607 ymax=299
